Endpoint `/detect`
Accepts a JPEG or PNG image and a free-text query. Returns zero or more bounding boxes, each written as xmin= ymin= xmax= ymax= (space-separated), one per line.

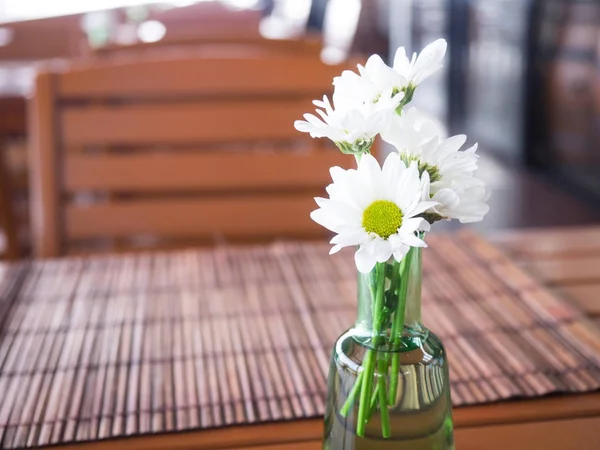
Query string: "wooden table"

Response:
xmin=153 ymin=227 xmax=600 ymax=450
xmin=195 ymin=225 xmax=600 ymax=450
xmin=459 ymin=226 xmax=600 ymax=450
xmin=0 ymin=226 xmax=599 ymax=450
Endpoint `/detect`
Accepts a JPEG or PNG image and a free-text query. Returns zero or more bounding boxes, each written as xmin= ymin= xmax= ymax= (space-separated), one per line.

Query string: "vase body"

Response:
xmin=323 ymin=248 xmax=454 ymax=450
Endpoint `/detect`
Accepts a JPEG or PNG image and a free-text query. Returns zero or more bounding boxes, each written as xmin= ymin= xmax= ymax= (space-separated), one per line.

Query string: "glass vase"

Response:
xmin=323 ymin=248 xmax=454 ymax=450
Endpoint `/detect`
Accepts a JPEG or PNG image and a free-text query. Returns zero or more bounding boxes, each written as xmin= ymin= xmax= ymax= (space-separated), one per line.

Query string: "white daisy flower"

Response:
xmin=357 ymin=54 xmax=406 ymax=99
xmin=382 ymin=107 xmax=447 ymax=150
xmin=352 ymin=39 xmax=447 ymax=107
xmin=310 ymin=153 xmax=437 ymax=273
xmin=294 ymin=38 xmax=447 ymax=150
xmin=332 ymin=68 xmax=388 ymax=108
xmin=393 ymin=38 xmax=447 ymax=87
xmin=381 ymin=108 xmax=489 ymax=223
xmin=425 ymin=179 xmax=491 ymax=223
xmin=294 ymin=93 xmax=399 ymax=154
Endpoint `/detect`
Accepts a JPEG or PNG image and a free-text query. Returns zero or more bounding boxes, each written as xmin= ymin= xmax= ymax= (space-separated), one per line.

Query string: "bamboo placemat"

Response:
xmin=0 ymin=231 xmax=599 ymax=449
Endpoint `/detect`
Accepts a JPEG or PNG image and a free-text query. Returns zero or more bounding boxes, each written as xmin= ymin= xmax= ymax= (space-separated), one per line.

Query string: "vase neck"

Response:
xmin=354 ymin=247 xmax=423 ymax=349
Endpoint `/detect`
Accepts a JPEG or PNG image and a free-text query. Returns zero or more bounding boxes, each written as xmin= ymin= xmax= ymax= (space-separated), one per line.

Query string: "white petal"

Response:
xmin=418 ymin=220 xmax=431 ymax=232
xmin=329 ymin=166 xmax=356 ymax=203
xmin=315 ymin=108 xmax=330 ymax=122
xmin=432 ymin=188 xmax=461 ymax=210
xmin=329 ymin=166 xmax=347 ymax=183
xmin=412 ymin=38 xmax=447 ymax=84
xmin=400 ymin=217 xmax=429 ymax=234
xmin=355 ymin=245 xmax=377 ymax=274
xmin=381 ymin=153 xmax=402 ymax=200
xmin=395 ymin=163 xmax=421 ymax=210
xmin=371 ymin=238 xmax=393 ymax=263
xmin=380 ymin=115 xmax=405 ymax=149
xmin=320 ymin=200 xmax=362 ymax=224
xmin=294 ymin=120 xmax=311 ymax=132
xmin=310 ymin=208 xmax=340 ymax=232
xmin=392 ymin=243 xmax=410 ymax=262
xmin=438 ymin=135 xmax=467 ymax=156
xmin=396 ymin=230 xmax=427 ymax=248
xmin=393 ymin=46 xmax=410 ymax=76
xmin=457 ymin=206 xmax=490 ymax=223
xmin=364 ymin=54 xmax=397 ymax=88
xmin=357 ymin=153 xmax=382 ymax=198
xmin=314 ymin=197 xmax=329 ymax=208
xmin=303 ymin=112 xmax=327 ymax=127
xmin=330 ymin=229 xmax=368 ymax=247
xmin=329 ymin=244 xmax=343 ymax=255
xmin=404 ymin=200 xmax=439 ymax=218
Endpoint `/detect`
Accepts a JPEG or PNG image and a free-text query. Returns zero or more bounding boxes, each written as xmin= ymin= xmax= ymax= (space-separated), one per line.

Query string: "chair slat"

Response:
xmin=29 ymin=73 xmax=61 ymax=257
xmin=61 ymin=101 xmax=312 ymax=146
xmin=93 ymin=37 xmax=322 ymax=60
xmin=64 ymin=151 xmax=345 ymax=192
xmin=65 ymin=196 xmax=322 ymax=240
xmin=58 ymin=57 xmax=343 ymax=98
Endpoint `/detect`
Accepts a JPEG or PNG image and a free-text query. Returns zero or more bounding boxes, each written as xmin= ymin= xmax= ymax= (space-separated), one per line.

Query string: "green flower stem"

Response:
xmin=363 ymin=354 xmax=392 ymax=433
xmin=340 ymin=370 xmax=364 ymax=417
xmin=389 ymin=260 xmax=401 ymax=296
xmin=389 ymin=354 xmax=400 ymax=405
xmin=378 ymin=373 xmax=391 ymax=438
xmin=342 ymin=252 xmax=414 ymax=436
xmin=388 ymin=249 xmax=413 ymax=405
xmin=356 ymin=263 xmax=386 ymax=437
xmin=343 ymin=263 xmax=381 ymax=421
xmin=366 ymin=374 xmax=379 ymax=422
xmin=356 ymin=349 xmax=375 ymax=437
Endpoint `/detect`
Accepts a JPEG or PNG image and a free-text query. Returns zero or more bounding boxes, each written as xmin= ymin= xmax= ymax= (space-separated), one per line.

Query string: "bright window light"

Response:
xmin=137 ymin=20 xmax=166 ymax=42
xmin=0 ymin=28 xmax=14 ymax=47
xmin=0 ymin=0 xmax=215 ymax=21
xmin=220 ymin=0 xmax=260 ymax=10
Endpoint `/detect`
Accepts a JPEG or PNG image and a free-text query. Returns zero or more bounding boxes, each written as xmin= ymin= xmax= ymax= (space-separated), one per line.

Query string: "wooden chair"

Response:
xmin=0 ymin=151 xmax=19 ymax=260
xmin=0 ymin=97 xmax=27 ymax=259
xmin=29 ymin=56 xmax=349 ymax=257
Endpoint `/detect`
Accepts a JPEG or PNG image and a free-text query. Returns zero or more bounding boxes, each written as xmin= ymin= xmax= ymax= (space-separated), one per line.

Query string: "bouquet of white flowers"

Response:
xmin=295 ymin=39 xmax=489 ymax=257
xmin=295 ymin=39 xmax=490 ymax=444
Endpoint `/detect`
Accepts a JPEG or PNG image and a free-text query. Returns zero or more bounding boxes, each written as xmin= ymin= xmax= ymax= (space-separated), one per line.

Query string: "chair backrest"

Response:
xmin=91 ymin=36 xmax=323 ymax=60
xmin=29 ymin=56 xmax=349 ymax=257
xmin=145 ymin=2 xmax=262 ymax=41
xmin=0 ymin=15 xmax=83 ymax=61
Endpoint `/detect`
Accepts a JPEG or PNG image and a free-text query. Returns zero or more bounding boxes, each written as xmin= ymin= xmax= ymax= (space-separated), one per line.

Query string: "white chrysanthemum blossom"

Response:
xmin=357 ymin=55 xmax=405 ymax=98
xmin=332 ymin=69 xmax=389 ymax=107
xmin=353 ymin=39 xmax=447 ymax=109
xmin=383 ymin=107 xmax=447 ymax=150
xmin=381 ymin=110 xmax=490 ymax=223
xmin=424 ymin=178 xmax=491 ymax=224
xmin=393 ymin=38 xmax=447 ymax=88
xmin=294 ymin=40 xmax=446 ymax=152
xmin=310 ymin=153 xmax=437 ymax=273
xmin=294 ymin=92 xmax=401 ymax=154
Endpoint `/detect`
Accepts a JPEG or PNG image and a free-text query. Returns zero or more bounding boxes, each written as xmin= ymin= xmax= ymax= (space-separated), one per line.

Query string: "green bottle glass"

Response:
xmin=323 ymin=248 xmax=454 ymax=450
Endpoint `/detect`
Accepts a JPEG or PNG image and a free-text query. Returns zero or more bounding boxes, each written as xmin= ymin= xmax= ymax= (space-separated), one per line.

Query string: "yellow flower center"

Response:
xmin=362 ymin=200 xmax=403 ymax=239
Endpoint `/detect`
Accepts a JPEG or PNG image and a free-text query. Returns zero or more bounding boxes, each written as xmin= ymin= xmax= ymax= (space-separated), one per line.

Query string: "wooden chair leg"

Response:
xmin=0 ymin=142 xmax=20 ymax=260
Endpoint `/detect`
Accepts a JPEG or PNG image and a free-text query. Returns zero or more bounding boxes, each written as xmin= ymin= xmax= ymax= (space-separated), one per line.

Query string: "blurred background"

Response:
xmin=0 ymin=0 xmax=599 ymax=259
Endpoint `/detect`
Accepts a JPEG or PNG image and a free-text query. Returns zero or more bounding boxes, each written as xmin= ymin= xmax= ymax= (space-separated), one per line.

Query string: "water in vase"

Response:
xmin=323 ymin=330 xmax=454 ymax=450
